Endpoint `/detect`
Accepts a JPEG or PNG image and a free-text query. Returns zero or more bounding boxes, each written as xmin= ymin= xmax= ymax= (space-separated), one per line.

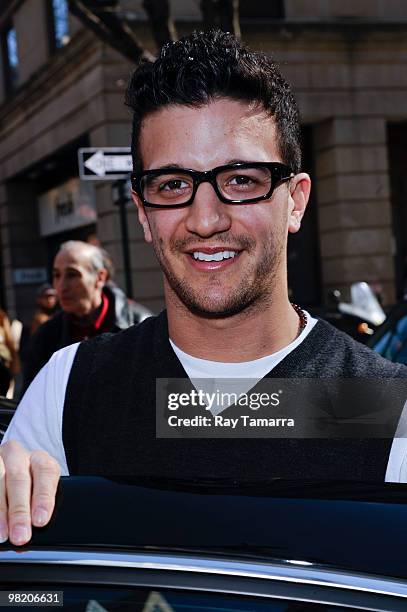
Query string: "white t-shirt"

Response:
xmin=170 ymin=314 xmax=318 ymax=415
xmin=3 ymin=312 xmax=407 ymax=481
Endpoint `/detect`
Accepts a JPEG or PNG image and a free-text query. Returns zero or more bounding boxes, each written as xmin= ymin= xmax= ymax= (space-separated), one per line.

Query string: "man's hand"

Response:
xmin=0 ymin=441 xmax=60 ymax=546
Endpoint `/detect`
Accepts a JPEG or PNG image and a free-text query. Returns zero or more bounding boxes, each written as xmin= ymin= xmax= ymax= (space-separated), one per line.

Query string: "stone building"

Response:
xmin=0 ymin=0 xmax=406 ymax=323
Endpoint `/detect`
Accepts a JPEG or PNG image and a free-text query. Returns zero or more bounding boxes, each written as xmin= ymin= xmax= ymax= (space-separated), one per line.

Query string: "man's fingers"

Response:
xmin=0 ymin=456 xmax=8 ymax=543
xmin=2 ymin=442 xmax=32 ymax=546
xmin=30 ymin=450 xmax=60 ymax=528
xmin=0 ymin=441 xmax=60 ymax=546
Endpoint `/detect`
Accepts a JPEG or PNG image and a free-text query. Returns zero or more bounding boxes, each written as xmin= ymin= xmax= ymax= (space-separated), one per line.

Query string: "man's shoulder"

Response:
xmin=309 ymin=318 xmax=407 ymax=378
xmin=36 ymin=310 xmax=64 ymax=328
xmin=104 ymin=284 xmax=153 ymax=327
xmin=33 ymin=310 xmax=64 ymax=335
xmin=128 ymin=300 xmax=154 ymax=324
xmin=73 ymin=311 xmax=163 ymax=364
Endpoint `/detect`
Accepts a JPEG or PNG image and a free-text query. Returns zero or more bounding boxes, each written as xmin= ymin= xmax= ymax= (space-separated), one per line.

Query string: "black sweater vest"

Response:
xmin=63 ymin=311 xmax=407 ymax=480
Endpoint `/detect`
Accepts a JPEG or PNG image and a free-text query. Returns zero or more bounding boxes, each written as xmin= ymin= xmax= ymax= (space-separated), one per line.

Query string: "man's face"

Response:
xmin=133 ymin=98 xmax=309 ymax=317
xmin=37 ymin=291 xmax=57 ymax=311
xmin=52 ymin=248 xmax=104 ymax=317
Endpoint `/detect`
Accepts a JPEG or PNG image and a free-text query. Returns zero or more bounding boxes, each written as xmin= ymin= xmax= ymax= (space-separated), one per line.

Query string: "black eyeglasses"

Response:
xmin=131 ymin=162 xmax=294 ymax=209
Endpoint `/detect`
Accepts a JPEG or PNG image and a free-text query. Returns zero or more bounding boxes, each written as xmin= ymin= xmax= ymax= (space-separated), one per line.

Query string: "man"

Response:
xmin=30 ymin=284 xmax=58 ymax=335
xmin=1 ymin=30 xmax=407 ymax=547
xmin=23 ymin=240 xmax=152 ymax=389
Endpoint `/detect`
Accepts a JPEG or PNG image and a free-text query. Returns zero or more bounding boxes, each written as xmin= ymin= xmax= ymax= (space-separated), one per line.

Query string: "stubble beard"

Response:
xmin=153 ymin=233 xmax=286 ymax=319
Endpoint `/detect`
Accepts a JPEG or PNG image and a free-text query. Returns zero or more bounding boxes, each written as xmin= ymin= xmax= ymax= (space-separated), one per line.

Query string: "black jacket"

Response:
xmin=23 ymin=285 xmax=151 ymax=390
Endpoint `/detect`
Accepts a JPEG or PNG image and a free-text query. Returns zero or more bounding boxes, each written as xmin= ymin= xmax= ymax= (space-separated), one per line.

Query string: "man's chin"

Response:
xmin=162 ymin=264 xmax=269 ymax=318
xmin=175 ymin=292 xmax=260 ymax=319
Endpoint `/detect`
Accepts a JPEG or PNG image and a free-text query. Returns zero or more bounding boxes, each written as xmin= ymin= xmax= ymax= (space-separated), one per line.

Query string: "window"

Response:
xmin=1 ymin=24 xmax=19 ymax=92
xmin=49 ymin=0 xmax=70 ymax=50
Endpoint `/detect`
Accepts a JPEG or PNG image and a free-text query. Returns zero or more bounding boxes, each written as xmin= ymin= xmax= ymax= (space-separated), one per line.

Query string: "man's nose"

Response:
xmin=184 ymin=182 xmax=232 ymax=237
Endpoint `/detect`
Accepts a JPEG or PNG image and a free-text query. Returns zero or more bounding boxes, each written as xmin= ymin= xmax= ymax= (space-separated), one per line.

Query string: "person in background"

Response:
xmin=22 ymin=240 xmax=152 ymax=390
xmin=87 ymin=234 xmax=151 ymax=313
xmin=30 ymin=284 xmax=58 ymax=335
xmin=0 ymin=309 xmax=20 ymax=396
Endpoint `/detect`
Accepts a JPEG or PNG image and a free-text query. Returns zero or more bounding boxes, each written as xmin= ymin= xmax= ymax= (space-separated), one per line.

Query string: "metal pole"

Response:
xmin=118 ymin=197 xmax=133 ymax=298
xmin=113 ymin=179 xmax=133 ymax=299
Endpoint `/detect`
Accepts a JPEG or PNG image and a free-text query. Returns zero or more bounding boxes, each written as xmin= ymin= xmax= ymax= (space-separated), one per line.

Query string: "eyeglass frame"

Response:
xmin=131 ymin=161 xmax=294 ymax=209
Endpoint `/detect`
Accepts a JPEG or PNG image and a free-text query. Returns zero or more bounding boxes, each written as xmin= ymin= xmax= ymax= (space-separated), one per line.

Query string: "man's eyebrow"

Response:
xmin=150 ymin=159 xmax=257 ymax=171
xmin=224 ymin=158 xmax=256 ymax=165
xmin=150 ymin=163 xmax=185 ymax=170
xmin=52 ymin=266 xmax=79 ymax=273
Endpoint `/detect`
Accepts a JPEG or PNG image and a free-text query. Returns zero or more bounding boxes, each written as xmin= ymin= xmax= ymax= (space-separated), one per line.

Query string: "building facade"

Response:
xmin=0 ymin=0 xmax=406 ymax=323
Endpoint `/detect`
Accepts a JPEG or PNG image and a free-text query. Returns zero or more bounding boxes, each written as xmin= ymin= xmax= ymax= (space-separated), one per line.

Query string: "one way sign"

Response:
xmin=78 ymin=147 xmax=133 ymax=180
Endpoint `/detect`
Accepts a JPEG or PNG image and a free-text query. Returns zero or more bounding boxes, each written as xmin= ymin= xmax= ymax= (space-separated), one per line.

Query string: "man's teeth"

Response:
xmin=193 ymin=251 xmax=237 ymax=262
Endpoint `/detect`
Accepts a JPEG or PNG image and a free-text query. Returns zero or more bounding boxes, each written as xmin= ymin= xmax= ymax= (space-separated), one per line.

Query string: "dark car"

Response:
xmin=0 ymin=476 xmax=407 ymax=611
xmin=369 ymin=299 xmax=407 ymax=365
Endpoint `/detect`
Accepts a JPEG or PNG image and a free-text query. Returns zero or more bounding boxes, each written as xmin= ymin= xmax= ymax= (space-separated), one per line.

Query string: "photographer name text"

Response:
xmin=168 ymin=415 xmax=295 ymax=428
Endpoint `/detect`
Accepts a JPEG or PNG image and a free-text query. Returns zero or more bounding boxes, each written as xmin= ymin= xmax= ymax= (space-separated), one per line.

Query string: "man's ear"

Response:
xmin=132 ymin=191 xmax=152 ymax=243
xmin=287 ymin=173 xmax=311 ymax=234
xmin=96 ymin=267 xmax=109 ymax=289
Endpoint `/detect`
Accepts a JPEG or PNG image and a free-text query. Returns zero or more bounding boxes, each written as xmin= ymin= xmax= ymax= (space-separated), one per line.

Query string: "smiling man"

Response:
xmin=1 ymin=30 xmax=407 ymax=546
xmin=133 ymin=98 xmax=306 ymax=355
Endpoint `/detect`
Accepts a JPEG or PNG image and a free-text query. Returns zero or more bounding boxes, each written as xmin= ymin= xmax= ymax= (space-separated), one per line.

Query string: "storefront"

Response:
xmin=38 ymin=177 xmax=97 ymax=273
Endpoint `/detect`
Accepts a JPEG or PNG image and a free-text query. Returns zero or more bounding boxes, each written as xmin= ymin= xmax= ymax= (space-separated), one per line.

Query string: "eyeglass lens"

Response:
xmin=140 ymin=166 xmax=274 ymax=206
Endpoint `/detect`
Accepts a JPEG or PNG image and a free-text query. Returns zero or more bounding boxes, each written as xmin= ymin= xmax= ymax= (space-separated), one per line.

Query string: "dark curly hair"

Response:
xmin=125 ymin=30 xmax=301 ymax=174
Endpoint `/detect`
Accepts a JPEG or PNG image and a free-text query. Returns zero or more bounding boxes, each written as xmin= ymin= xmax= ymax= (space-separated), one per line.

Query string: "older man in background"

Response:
xmin=23 ymin=240 xmax=151 ymax=389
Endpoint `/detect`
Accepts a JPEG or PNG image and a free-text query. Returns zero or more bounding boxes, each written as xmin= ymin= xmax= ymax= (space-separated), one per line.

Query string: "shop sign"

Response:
xmin=38 ymin=178 xmax=97 ymax=237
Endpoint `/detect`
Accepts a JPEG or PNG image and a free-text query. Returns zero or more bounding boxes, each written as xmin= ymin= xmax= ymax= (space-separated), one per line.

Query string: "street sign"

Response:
xmin=78 ymin=147 xmax=133 ymax=180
